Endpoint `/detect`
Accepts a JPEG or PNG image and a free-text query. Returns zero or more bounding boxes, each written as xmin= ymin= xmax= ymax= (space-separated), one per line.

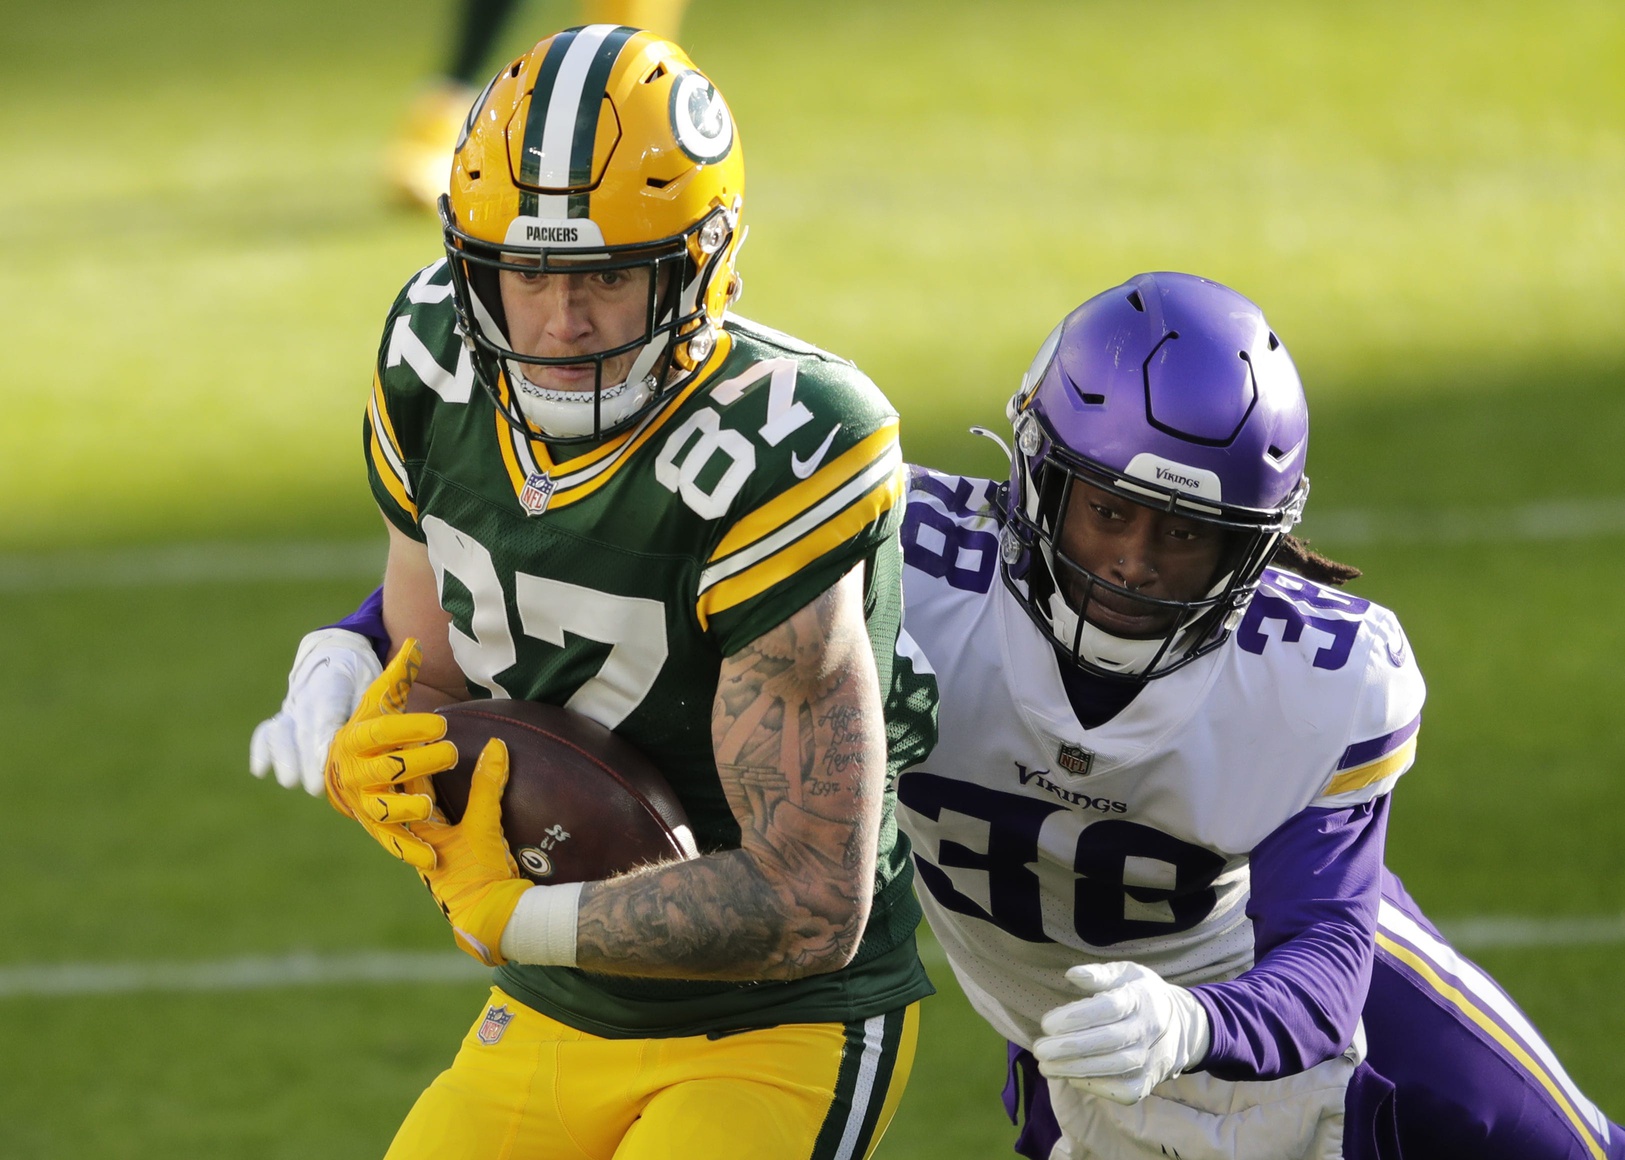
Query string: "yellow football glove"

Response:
xmin=323 ymin=639 xmax=456 ymax=871
xmin=415 ymin=737 xmax=531 ymax=967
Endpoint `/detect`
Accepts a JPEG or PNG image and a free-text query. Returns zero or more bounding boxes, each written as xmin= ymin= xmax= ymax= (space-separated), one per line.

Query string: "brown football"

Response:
xmin=432 ymin=700 xmax=698 ymax=884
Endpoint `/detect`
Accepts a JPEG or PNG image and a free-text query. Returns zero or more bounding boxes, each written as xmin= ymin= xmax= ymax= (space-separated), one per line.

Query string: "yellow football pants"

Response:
xmin=385 ymin=987 xmax=920 ymax=1160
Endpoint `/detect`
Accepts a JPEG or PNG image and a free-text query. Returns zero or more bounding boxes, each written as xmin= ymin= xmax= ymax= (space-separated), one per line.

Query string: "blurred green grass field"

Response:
xmin=2 ymin=0 xmax=1623 ymax=1156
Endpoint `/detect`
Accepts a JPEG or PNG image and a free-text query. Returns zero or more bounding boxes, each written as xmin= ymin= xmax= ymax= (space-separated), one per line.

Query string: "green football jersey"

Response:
xmin=363 ymin=259 xmax=939 ymax=1037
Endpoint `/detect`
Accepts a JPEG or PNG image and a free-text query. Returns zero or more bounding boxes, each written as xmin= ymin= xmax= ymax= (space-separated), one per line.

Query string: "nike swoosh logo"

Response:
xmin=791 ymin=424 xmax=841 ymax=479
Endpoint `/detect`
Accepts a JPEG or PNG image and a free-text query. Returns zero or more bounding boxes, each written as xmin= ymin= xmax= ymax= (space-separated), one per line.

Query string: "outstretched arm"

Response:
xmin=1032 ymin=797 xmax=1389 ymax=1103
xmin=1190 ymin=795 xmax=1389 ymax=1080
xmin=248 ymin=515 xmax=467 ymax=800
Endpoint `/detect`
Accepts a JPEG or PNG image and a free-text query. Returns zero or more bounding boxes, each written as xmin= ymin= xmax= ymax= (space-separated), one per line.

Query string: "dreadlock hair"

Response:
xmin=1268 ymin=534 xmax=1361 ymax=587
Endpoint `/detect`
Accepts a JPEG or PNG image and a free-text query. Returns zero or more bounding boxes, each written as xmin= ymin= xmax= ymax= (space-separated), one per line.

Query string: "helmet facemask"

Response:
xmin=1005 ymin=415 xmax=1305 ymax=682
xmin=438 ymin=26 xmax=746 ymax=446
xmin=442 ymin=199 xmax=736 ymax=443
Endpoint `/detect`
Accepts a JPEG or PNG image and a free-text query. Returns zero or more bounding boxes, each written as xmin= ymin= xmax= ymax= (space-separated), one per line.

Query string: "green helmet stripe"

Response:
xmin=517 ymin=26 xmax=581 ymax=217
xmin=568 ymin=25 xmax=639 ymax=219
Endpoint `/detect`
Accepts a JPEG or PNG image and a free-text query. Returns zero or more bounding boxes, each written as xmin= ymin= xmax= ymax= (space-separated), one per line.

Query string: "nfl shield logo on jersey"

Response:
xmin=519 ymin=471 xmax=556 ymax=515
xmin=477 ymin=1004 xmax=515 ymax=1045
xmin=1057 ymin=744 xmax=1096 ymax=777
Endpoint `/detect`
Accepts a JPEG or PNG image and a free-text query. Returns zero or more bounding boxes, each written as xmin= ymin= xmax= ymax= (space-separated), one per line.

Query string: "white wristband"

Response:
xmin=498 ymin=882 xmax=583 ymax=967
xmin=1171 ymin=984 xmax=1212 ymax=1072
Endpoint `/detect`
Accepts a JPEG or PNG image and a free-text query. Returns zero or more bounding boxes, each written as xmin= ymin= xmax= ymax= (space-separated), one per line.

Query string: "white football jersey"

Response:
xmin=896 ymin=469 xmax=1426 ymax=1050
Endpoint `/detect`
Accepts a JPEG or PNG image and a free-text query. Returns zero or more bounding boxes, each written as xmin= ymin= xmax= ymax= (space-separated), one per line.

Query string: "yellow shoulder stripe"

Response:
xmin=369 ymin=425 xmax=418 ymax=520
xmin=711 ymin=420 xmax=901 ymax=562
xmin=696 ymin=462 xmax=903 ymax=630
xmin=370 ymin=374 xmax=407 ymax=462
xmin=367 ymin=375 xmax=417 ymax=520
xmin=1322 ymin=736 xmax=1416 ymax=797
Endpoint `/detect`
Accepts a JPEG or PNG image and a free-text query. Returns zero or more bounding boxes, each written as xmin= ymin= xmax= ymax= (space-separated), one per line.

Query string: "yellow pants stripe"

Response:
xmin=1375 ymin=932 xmax=1606 ymax=1160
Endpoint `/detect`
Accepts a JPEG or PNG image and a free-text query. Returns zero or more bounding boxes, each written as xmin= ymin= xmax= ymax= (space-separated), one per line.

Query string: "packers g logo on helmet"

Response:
xmin=440 ymin=26 xmax=746 ymax=443
xmin=670 ymin=72 xmax=733 ymax=164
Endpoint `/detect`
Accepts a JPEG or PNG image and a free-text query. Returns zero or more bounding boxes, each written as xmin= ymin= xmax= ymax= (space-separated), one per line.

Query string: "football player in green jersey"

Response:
xmin=257 ymin=25 xmax=938 ymax=1160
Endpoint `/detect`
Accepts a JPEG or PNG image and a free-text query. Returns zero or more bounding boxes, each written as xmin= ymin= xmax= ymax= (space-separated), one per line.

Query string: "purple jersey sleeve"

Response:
xmin=331 ymin=586 xmax=389 ymax=663
xmin=1189 ymin=795 xmax=1390 ymax=1081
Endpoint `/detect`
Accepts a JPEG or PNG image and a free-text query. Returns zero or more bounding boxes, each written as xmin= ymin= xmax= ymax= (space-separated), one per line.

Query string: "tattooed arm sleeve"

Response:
xmin=572 ymin=564 xmax=887 ymax=980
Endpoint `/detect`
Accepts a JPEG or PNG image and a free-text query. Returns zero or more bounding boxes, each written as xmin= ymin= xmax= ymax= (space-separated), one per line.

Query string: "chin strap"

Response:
xmin=1047 ymin=591 xmax=1166 ymax=676
xmin=1042 ymin=565 xmax=1238 ymax=678
xmin=507 ymin=366 xmax=657 ymax=438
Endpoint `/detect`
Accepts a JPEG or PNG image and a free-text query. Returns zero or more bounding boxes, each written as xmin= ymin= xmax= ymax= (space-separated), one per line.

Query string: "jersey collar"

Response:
xmin=494 ymin=330 xmax=734 ymax=514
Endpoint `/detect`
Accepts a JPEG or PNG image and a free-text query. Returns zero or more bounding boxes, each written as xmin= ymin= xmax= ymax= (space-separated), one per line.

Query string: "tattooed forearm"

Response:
xmin=575 ymin=847 xmax=810 ymax=979
xmin=818 ymin=704 xmax=870 ymax=780
xmin=572 ymin=567 xmax=887 ymax=980
xmin=575 ymin=853 xmax=777 ymax=969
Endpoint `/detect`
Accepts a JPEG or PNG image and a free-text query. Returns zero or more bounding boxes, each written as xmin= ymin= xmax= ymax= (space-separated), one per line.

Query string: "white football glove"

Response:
xmin=1033 ymin=961 xmax=1211 ymax=1106
xmin=250 ymin=628 xmax=383 ymax=796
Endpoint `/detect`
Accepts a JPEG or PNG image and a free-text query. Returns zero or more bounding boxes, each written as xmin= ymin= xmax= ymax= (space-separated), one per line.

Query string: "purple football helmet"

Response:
xmin=1002 ymin=272 xmax=1309 ymax=680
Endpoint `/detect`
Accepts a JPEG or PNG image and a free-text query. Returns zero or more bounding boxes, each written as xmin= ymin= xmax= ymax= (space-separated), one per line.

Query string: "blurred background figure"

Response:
xmin=385 ymin=0 xmax=692 ymax=209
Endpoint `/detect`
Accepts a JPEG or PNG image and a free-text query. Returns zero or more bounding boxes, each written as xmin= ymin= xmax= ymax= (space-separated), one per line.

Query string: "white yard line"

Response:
xmin=5 ymin=496 xmax=1625 ymax=593
xmin=1437 ymin=913 xmax=1625 ymax=949
xmin=1 ymin=506 xmax=1621 ymax=1000
xmin=1 ymin=917 xmax=1620 ymax=999
xmin=0 ymin=541 xmax=385 ymax=592
xmin=0 ymin=950 xmax=487 ymax=998
xmin=1301 ymin=497 xmax=1625 ymax=546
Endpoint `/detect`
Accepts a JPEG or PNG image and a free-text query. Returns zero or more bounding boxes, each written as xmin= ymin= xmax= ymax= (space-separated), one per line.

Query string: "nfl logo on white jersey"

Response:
xmin=1057 ymin=744 xmax=1095 ymax=777
xmin=520 ymin=471 xmax=556 ymax=515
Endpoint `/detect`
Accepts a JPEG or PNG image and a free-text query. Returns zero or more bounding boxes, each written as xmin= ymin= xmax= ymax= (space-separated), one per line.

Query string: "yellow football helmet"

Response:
xmin=441 ymin=25 xmax=745 ymax=442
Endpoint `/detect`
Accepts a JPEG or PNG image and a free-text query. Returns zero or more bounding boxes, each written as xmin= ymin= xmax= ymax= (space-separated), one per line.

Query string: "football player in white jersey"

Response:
xmin=255 ymin=272 xmax=1622 ymax=1160
xmin=892 ymin=272 xmax=1620 ymax=1160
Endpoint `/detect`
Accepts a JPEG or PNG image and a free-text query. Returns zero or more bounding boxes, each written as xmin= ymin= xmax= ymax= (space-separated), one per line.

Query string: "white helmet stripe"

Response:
xmin=526 ymin=24 xmax=620 ymax=216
